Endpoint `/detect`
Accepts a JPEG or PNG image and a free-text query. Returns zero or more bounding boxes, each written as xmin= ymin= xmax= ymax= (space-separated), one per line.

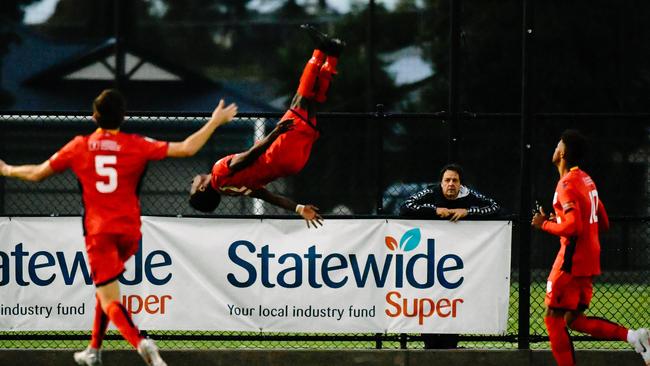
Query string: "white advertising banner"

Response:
xmin=0 ymin=217 xmax=512 ymax=334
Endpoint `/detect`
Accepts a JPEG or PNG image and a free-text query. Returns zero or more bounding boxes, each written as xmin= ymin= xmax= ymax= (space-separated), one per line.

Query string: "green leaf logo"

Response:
xmin=399 ymin=228 xmax=421 ymax=252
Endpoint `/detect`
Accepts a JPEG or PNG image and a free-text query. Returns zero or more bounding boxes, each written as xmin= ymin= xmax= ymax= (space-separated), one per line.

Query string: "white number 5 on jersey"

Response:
xmin=589 ymin=189 xmax=599 ymax=224
xmin=95 ymin=155 xmax=117 ymax=193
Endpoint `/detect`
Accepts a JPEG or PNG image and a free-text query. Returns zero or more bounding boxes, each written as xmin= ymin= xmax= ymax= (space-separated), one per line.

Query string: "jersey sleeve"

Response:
xmin=597 ymin=199 xmax=610 ymax=231
xmin=541 ymin=181 xmax=583 ymax=237
xmin=542 ymin=205 xmax=582 ymax=237
xmin=138 ymin=136 xmax=169 ymax=161
xmin=556 ymin=182 xmax=578 ymax=213
xmin=48 ymin=136 xmax=84 ymax=172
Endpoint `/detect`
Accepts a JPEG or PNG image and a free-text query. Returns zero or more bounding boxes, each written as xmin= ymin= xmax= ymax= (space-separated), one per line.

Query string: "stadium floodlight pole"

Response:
xmin=448 ymin=0 xmax=461 ymax=162
xmin=517 ymin=0 xmax=534 ymax=350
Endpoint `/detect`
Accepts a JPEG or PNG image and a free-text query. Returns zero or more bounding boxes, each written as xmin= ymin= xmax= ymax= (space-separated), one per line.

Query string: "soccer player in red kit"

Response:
xmin=188 ymin=25 xmax=344 ymax=228
xmin=532 ymin=130 xmax=650 ymax=366
xmin=0 ymin=89 xmax=237 ymax=366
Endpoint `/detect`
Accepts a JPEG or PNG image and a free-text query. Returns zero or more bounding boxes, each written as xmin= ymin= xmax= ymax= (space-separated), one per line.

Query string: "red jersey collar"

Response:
xmin=96 ymin=128 xmax=119 ymax=135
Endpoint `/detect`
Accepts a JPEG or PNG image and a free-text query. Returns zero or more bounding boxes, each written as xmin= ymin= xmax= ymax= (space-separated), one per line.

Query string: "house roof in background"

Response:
xmin=2 ymin=26 xmax=278 ymax=112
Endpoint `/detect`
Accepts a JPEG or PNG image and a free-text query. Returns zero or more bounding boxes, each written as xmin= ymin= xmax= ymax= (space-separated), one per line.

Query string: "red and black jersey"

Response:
xmin=210 ymin=107 xmax=319 ymax=196
xmin=542 ymin=167 xmax=609 ymax=276
xmin=49 ymin=129 xmax=168 ymax=236
xmin=210 ymin=154 xmax=270 ymax=196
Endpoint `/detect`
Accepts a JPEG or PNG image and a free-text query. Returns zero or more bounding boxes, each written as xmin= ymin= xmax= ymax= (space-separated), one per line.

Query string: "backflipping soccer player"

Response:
xmin=0 ymin=90 xmax=238 ymax=366
xmin=188 ymin=25 xmax=344 ymax=228
xmin=531 ymin=129 xmax=650 ymax=366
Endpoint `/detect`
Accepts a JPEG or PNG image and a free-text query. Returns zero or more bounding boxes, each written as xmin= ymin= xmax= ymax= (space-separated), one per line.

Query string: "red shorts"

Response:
xmin=267 ymin=108 xmax=319 ymax=176
xmin=545 ymin=270 xmax=593 ymax=311
xmin=85 ymin=233 xmax=140 ymax=286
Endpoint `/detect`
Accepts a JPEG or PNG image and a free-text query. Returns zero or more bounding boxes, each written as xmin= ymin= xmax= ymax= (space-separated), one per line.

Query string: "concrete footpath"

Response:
xmin=0 ymin=349 xmax=644 ymax=366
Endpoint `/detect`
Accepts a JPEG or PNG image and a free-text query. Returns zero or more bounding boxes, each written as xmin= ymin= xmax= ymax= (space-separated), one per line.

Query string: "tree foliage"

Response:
xmin=8 ymin=0 xmax=650 ymax=113
xmin=418 ymin=0 xmax=650 ymax=113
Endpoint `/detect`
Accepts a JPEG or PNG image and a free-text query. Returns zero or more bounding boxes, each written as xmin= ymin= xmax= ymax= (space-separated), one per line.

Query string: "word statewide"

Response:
xmin=0 ymin=243 xmax=172 ymax=286
xmin=227 ymin=240 xmax=464 ymax=289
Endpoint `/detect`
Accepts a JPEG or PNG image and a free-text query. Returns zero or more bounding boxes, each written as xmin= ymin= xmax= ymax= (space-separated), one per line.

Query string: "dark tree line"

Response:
xmin=2 ymin=0 xmax=650 ymax=113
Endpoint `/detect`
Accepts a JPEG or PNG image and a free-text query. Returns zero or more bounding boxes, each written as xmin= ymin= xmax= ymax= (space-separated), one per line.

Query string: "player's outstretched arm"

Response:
xmin=250 ymin=187 xmax=323 ymax=228
xmin=0 ymin=159 xmax=55 ymax=182
xmin=167 ymin=99 xmax=238 ymax=158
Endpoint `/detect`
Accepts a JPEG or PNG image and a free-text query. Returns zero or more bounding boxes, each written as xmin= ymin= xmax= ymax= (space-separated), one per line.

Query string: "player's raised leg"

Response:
xmin=300 ymin=24 xmax=345 ymax=103
xmin=296 ymin=46 xmax=326 ymax=99
xmin=568 ymin=314 xmax=628 ymax=341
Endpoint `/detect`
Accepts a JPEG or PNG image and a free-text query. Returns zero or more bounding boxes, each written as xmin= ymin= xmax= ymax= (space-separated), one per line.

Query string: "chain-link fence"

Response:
xmin=0 ymin=112 xmax=648 ymax=350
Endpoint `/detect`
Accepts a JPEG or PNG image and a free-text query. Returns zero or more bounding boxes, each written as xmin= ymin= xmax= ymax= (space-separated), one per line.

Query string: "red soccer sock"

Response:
xmin=569 ymin=315 xmax=628 ymax=341
xmin=105 ymin=301 xmax=143 ymax=348
xmin=314 ymin=55 xmax=339 ymax=103
xmin=90 ymin=296 xmax=109 ymax=349
xmin=297 ymin=49 xmax=326 ymax=99
xmin=545 ymin=316 xmax=576 ymax=366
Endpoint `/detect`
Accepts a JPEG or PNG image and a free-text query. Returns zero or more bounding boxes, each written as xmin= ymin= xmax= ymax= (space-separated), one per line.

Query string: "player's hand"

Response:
xmin=448 ymin=208 xmax=468 ymax=222
xmin=273 ymin=119 xmax=294 ymax=136
xmin=0 ymin=159 xmax=9 ymax=177
xmin=531 ymin=206 xmax=547 ymax=229
xmin=300 ymin=204 xmax=323 ymax=228
xmin=211 ymin=99 xmax=238 ymax=126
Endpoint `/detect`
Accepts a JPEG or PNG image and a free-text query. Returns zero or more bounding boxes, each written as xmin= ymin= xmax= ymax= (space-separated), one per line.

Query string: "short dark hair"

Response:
xmin=93 ymin=89 xmax=125 ymax=129
xmin=560 ymin=129 xmax=587 ymax=167
xmin=439 ymin=163 xmax=464 ymax=183
xmin=189 ymin=184 xmax=221 ymax=213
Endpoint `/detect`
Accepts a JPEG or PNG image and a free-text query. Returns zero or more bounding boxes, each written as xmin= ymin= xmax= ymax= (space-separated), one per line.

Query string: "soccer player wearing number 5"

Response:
xmin=0 ymin=89 xmax=237 ymax=366
xmin=531 ymin=130 xmax=650 ymax=366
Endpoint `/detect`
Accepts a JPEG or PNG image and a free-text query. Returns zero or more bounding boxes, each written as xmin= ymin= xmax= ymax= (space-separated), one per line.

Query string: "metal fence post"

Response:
xmin=367 ymin=0 xmax=376 ymax=111
xmin=518 ymin=0 xmax=534 ymax=350
xmin=448 ymin=0 xmax=461 ymax=162
xmin=399 ymin=332 xmax=408 ymax=349
xmin=0 ymin=121 xmax=4 ymax=215
xmin=375 ymin=104 xmax=385 ymax=214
